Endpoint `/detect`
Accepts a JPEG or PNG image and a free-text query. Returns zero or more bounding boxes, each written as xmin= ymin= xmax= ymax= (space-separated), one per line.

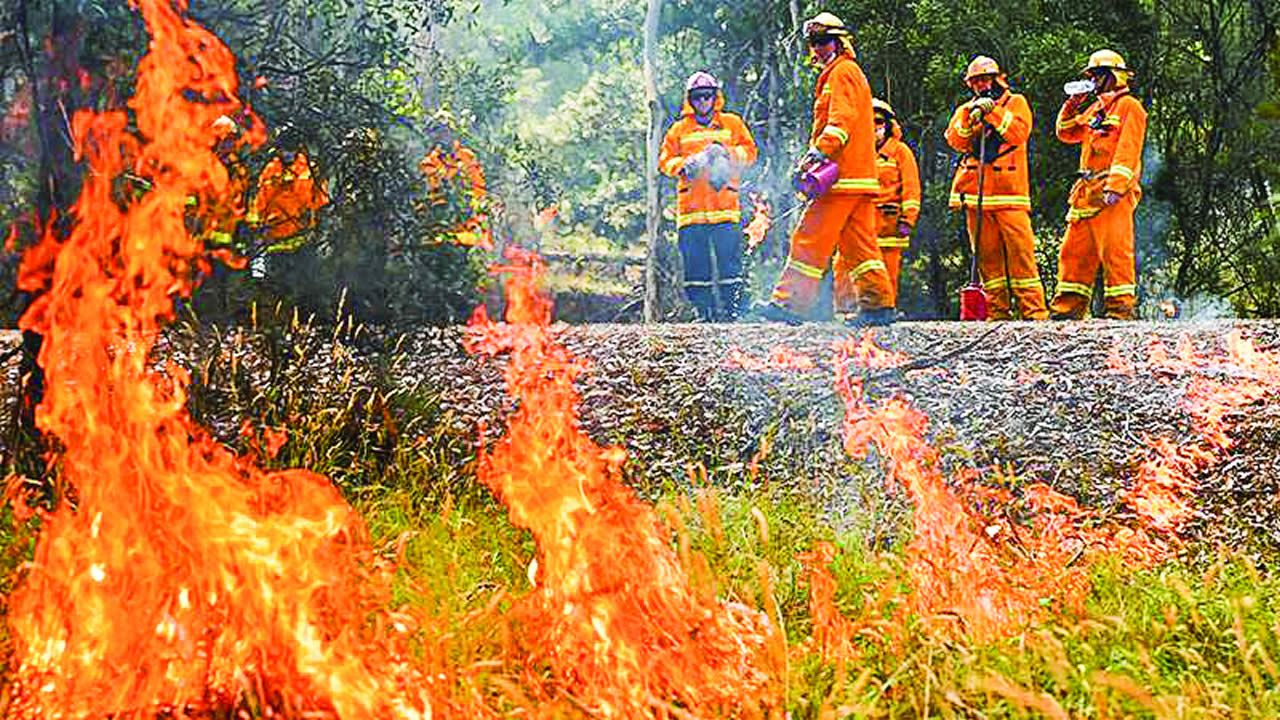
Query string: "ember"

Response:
xmin=725 ymin=344 xmax=817 ymax=371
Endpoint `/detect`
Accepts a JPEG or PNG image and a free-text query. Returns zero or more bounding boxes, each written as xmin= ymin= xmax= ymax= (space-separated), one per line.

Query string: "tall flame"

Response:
xmin=466 ymin=248 xmax=777 ymax=717
xmin=4 ymin=2 xmax=428 ymax=716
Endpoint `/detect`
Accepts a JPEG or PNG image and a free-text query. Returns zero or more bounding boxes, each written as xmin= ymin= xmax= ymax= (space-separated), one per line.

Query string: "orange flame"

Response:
xmin=726 ymin=344 xmax=817 ymax=371
xmin=4 ymin=2 xmax=429 ymax=716
xmin=466 ymin=247 xmax=777 ymax=717
xmin=823 ymin=330 xmax=1280 ymax=643
xmin=744 ymin=193 xmax=771 ymax=249
xmin=831 ymin=330 xmax=910 ymax=370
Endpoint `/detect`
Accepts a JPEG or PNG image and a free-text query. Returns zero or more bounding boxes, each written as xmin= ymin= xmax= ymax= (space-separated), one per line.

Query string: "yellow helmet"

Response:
xmin=871 ymin=98 xmax=895 ymax=119
xmin=964 ymin=55 xmax=1002 ymax=82
xmin=803 ymin=11 xmax=852 ymax=37
xmin=1084 ymin=49 xmax=1131 ymax=73
xmin=1083 ymin=49 xmax=1133 ymax=87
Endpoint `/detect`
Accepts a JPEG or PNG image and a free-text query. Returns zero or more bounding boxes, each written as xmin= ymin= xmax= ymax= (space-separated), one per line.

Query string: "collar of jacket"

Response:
xmin=878 ymin=133 xmax=902 ymax=155
xmin=817 ymin=51 xmax=853 ymax=84
xmin=1097 ymin=87 xmax=1131 ymax=107
xmin=1090 ymin=87 xmax=1131 ymax=121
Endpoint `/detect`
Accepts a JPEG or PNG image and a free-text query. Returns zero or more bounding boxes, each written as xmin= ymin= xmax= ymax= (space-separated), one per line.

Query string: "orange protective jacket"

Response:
xmin=944 ymin=90 xmax=1033 ymax=211
xmin=250 ymin=151 xmax=329 ymax=241
xmin=658 ymin=91 xmax=758 ymax=228
xmin=1056 ymin=89 xmax=1148 ymax=222
xmin=810 ymin=52 xmax=878 ymax=195
xmin=874 ymin=129 xmax=921 ymax=235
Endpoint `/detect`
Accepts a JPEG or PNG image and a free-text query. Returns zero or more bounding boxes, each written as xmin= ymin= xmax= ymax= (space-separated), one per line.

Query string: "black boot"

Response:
xmin=749 ymin=302 xmax=805 ymax=326
xmin=844 ymin=307 xmax=895 ymax=328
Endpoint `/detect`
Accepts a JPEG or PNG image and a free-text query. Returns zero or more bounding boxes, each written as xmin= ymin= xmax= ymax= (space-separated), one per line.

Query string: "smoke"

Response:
xmin=1134 ymin=145 xmax=1235 ymax=320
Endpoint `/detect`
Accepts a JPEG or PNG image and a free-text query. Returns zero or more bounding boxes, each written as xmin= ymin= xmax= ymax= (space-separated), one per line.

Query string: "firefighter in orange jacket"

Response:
xmin=1050 ymin=50 xmax=1148 ymax=320
xmin=249 ymin=149 xmax=329 ymax=251
xmin=759 ymin=12 xmax=893 ymax=327
xmin=868 ymin=98 xmax=920 ymax=306
xmin=658 ymin=71 xmax=758 ymax=321
xmin=944 ymin=56 xmax=1048 ymax=320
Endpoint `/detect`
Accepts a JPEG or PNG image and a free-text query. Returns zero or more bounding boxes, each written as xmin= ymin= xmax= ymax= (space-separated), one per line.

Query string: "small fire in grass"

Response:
xmin=466 ymin=247 xmax=779 ymax=717
xmin=3 ymin=2 xmax=430 ymax=717
xmin=725 ymin=344 xmax=817 ymax=371
xmin=831 ymin=330 xmax=909 ymax=370
xmin=816 ymin=329 xmax=1280 ymax=643
xmin=744 ymin=192 xmax=771 ymax=249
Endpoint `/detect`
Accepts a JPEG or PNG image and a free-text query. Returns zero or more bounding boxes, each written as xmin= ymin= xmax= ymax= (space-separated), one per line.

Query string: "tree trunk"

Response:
xmin=642 ymin=0 xmax=663 ymax=323
xmin=789 ymin=0 xmax=802 ymax=86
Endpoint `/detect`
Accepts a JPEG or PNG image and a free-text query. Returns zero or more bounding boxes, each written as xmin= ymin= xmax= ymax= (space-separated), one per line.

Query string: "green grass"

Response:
xmin=338 ymin=476 xmax=1280 ymax=718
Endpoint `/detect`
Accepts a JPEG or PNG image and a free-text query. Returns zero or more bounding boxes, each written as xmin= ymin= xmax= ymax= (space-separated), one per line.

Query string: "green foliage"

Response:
xmin=0 ymin=0 xmax=484 ymax=330
xmin=1144 ymin=0 xmax=1280 ymax=315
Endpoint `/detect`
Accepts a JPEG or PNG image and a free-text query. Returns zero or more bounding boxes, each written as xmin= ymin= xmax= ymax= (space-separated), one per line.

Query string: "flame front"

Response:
xmin=827 ymin=330 xmax=1280 ymax=643
xmin=4 ymin=2 xmax=428 ymax=717
xmin=467 ymin=248 xmax=776 ymax=718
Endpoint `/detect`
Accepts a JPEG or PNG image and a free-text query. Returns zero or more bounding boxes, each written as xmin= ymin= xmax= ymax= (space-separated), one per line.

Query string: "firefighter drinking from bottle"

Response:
xmin=758 ymin=12 xmax=893 ymax=327
xmin=944 ymin=55 xmax=1048 ymax=321
xmin=1050 ymin=49 xmax=1148 ymax=320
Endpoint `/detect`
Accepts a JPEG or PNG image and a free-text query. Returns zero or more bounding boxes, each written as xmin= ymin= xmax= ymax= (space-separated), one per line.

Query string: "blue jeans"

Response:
xmin=677 ymin=222 xmax=745 ymax=321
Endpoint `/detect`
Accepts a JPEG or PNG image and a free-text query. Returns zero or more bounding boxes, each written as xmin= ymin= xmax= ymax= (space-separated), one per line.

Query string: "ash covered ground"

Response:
xmin=5 ymin=320 xmax=1278 ymax=563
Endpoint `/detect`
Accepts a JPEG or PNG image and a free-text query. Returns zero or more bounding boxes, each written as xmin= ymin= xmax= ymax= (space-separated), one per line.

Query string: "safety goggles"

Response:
xmin=806 ymin=33 xmax=837 ymax=46
xmin=688 ymin=90 xmax=717 ymax=102
xmin=874 ymin=117 xmax=888 ymax=126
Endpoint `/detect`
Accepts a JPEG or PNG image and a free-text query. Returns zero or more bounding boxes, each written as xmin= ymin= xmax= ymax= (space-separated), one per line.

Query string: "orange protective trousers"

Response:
xmin=772 ymin=194 xmax=892 ymax=316
xmin=878 ymin=248 xmax=902 ymax=304
xmin=1050 ymin=194 xmax=1138 ymax=319
xmin=966 ymin=208 xmax=1048 ymax=320
xmin=875 ymin=209 xmax=907 ymax=305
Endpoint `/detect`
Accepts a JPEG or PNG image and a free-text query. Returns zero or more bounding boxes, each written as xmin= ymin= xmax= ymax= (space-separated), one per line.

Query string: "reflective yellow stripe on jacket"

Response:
xmin=676 ymin=209 xmax=742 ymax=228
xmin=834 ymin=178 xmax=879 ymax=192
xmin=680 ymin=129 xmax=733 ymax=145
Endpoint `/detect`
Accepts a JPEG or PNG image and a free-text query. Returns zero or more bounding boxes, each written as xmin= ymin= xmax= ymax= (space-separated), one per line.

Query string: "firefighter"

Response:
xmin=658 ymin=71 xmax=759 ymax=321
xmin=249 ymin=148 xmax=329 ymax=252
xmin=944 ymin=55 xmax=1047 ymax=320
xmin=866 ymin=98 xmax=920 ymax=306
xmin=1050 ymin=49 xmax=1148 ymax=320
xmin=758 ymin=12 xmax=893 ymax=327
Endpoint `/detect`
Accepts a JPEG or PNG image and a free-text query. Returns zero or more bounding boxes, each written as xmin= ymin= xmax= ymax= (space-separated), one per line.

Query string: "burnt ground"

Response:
xmin=406 ymin=319 xmax=1280 ymax=564
xmin=3 ymin=320 xmax=1279 ymax=563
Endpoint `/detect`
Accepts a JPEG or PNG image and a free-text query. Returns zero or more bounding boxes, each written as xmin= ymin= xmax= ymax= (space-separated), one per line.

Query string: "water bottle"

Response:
xmin=1063 ymin=79 xmax=1095 ymax=96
